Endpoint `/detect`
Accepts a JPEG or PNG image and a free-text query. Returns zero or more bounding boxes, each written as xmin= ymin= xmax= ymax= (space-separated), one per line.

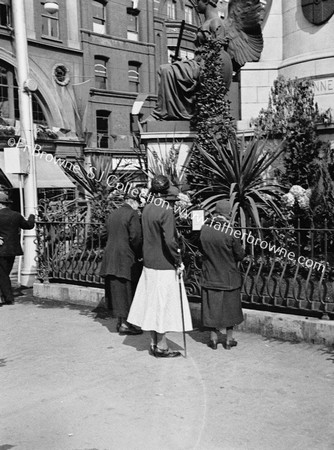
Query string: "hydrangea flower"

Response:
xmin=297 ymin=194 xmax=310 ymax=209
xmin=282 ymin=192 xmax=295 ymax=208
xmin=177 ymin=192 xmax=192 ymax=206
xmin=289 ymin=185 xmax=305 ymax=198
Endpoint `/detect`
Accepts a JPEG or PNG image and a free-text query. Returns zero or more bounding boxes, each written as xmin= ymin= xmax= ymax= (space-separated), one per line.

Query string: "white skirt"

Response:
xmin=127 ymin=267 xmax=193 ymax=333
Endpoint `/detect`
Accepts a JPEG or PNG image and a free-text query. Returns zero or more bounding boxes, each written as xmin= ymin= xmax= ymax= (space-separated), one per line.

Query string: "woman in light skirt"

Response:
xmin=127 ymin=175 xmax=193 ymax=357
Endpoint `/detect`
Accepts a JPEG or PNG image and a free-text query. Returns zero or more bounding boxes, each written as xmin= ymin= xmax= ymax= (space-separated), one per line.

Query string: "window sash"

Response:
xmin=93 ymin=1 xmax=105 ymax=20
xmin=96 ymin=111 xmax=110 ymax=148
xmin=185 ymin=6 xmax=193 ymax=24
xmin=167 ymin=1 xmax=176 ymax=20
xmin=127 ymin=13 xmax=138 ymax=32
xmin=0 ymin=63 xmax=46 ymax=123
xmin=0 ymin=2 xmax=10 ymax=27
xmin=95 ymin=61 xmax=107 ymax=89
xmin=42 ymin=14 xmax=59 ymax=38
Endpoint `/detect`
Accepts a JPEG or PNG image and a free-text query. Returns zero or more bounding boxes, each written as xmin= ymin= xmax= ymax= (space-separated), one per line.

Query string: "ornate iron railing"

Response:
xmin=36 ymin=221 xmax=334 ymax=319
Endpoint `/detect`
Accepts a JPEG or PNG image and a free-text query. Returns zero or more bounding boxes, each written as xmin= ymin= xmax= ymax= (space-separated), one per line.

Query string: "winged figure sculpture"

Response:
xmin=146 ymin=0 xmax=265 ymax=122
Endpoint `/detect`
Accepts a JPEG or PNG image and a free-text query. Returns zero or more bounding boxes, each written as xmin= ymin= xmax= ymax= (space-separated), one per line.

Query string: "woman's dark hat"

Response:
xmin=124 ymin=190 xmax=141 ymax=202
xmin=214 ymin=199 xmax=231 ymax=218
xmin=161 ymin=185 xmax=180 ymax=202
xmin=151 ymin=175 xmax=170 ymax=194
xmin=0 ymin=192 xmax=13 ymax=204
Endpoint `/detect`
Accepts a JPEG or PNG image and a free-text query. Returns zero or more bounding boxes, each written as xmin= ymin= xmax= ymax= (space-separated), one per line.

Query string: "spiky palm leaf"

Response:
xmin=61 ymin=154 xmax=137 ymax=196
xmin=192 ymin=136 xmax=286 ymax=229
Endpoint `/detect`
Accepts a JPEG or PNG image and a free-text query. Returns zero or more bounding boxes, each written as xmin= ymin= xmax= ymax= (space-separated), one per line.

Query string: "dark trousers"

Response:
xmin=0 ymin=256 xmax=15 ymax=302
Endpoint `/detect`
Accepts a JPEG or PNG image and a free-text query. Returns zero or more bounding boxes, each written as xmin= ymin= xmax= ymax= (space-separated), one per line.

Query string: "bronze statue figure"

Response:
xmin=147 ymin=0 xmax=264 ymax=122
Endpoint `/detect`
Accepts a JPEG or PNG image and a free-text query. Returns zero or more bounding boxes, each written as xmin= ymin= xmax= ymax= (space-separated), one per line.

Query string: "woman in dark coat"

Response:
xmin=127 ymin=175 xmax=192 ymax=357
xmin=200 ymin=199 xmax=245 ymax=350
xmin=100 ymin=193 xmax=143 ymax=335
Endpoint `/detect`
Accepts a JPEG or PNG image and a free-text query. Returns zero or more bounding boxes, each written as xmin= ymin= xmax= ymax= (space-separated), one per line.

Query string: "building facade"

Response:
xmin=0 ymin=0 xmax=199 ymax=175
xmin=240 ymin=0 xmax=334 ymax=141
xmin=0 ymin=0 xmax=333 ymax=190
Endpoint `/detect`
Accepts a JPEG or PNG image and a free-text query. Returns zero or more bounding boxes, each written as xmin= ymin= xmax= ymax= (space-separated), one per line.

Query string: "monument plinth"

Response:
xmin=140 ymin=120 xmax=196 ymax=182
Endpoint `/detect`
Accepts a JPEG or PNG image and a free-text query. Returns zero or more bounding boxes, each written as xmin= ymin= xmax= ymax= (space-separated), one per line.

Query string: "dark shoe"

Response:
xmin=116 ymin=323 xmax=121 ymax=333
xmin=224 ymin=339 xmax=237 ymax=350
xmin=152 ymin=347 xmax=181 ymax=358
xmin=207 ymin=340 xmax=218 ymax=350
xmin=3 ymin=300 xmax=14 ymax=305
xmin=13 ymin=290 xmax=24 ymax=297
xmin=149 ymin=344 xmax=156 ymax=356
xmin=119 ymin=325 xmax=143 ymax=335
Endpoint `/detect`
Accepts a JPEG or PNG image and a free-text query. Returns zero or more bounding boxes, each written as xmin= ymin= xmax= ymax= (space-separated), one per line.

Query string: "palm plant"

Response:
xmin=192 ymin=135 xmax=286 ymax=229
xmin=133 ymin=136 xmax=190 ymax=191
xmin=61 ymin=153 xmax=142 ymax=224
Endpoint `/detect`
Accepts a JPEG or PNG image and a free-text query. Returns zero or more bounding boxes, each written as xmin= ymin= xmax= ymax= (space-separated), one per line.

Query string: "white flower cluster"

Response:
xmin=177 ymin=192 xmax=192 ymax=207
xmin=282 ymin=185 xmax=312 ymax=210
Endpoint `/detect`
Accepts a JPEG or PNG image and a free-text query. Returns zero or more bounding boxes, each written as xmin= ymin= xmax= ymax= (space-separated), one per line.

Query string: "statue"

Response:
xmin=147 ymin=0 xmax=264 ymax=122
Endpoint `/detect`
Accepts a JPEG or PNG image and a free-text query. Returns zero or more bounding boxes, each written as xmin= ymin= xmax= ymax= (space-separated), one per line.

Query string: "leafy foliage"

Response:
xmin=193 ymin=135 xmax=285 ymax=228
xmin=251 ymin=75 xmax=334 ymax=229
xmin=61 ymin=154 xmax=140 ymax=224
xmin=187 ymin=38 xmax=235 ymax=188
xmin=137 ymin=141 xmax=187 ymax=191
xmin=251 ymin=75 xmax=329 ymax=188
xmin=187 ymin=38 xmax=284 ymax=228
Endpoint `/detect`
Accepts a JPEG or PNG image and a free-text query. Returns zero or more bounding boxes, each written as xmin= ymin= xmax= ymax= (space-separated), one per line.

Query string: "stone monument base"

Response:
xmin=140 ymin=120 xmax=196 ymax=186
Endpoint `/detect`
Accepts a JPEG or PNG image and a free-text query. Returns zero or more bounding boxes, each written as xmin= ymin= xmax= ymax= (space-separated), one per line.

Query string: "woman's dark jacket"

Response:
xmin=141 ymin=203 xmax=181 ymax=270
xmin=100 ymin=204 xmax=142 ymax=280
xmin=200 ymin=217 xmax=245 ymax=290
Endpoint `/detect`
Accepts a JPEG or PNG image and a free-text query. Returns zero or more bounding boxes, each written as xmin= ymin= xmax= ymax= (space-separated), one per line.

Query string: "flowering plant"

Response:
xmin=283 ymin=185 xmax=311 ymax=211
xmin=282 ymin=192 xmax=295 ymax=208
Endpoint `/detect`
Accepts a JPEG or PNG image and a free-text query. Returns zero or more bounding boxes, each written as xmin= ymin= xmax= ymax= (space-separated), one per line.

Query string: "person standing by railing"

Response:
xmin=200 ymin=199 xmax=245 ymax=349
xmin=100 ymin=191 xmax=143 ymax=335
xmin=127 ymin=175 xmax=193 ymax=358
xmin=0 ymin=192 xmax=35 ymax=305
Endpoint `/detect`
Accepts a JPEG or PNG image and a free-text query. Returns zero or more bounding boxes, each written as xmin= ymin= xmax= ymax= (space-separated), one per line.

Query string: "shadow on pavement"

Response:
xmin=17 ymin=292 xmax=334 ymax=361
xmin=319 ymin=346 xmax=334 ymax=363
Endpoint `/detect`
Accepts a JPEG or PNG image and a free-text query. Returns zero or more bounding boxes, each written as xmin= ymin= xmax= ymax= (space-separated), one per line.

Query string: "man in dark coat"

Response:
xmin=100 ymin=192 xmax=143 ymax=335
xmin=0 ymin=192 xmax=35 ymax=305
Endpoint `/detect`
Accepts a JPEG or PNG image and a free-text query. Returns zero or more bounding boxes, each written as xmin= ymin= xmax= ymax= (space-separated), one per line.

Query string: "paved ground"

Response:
xmin=1 ymin=295 xmax=334 ymax=450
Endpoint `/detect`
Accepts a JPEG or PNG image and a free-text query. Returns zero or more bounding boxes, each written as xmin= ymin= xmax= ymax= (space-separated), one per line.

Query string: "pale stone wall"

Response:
xmin=238 ymin=0 xmax=334 ymax=130
xmin=238 ymin=0 xmax=283 ymax=129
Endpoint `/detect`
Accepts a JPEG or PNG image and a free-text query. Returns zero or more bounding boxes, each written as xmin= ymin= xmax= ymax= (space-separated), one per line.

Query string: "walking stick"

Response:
xmin=178 ymin=270 xmax=187 ymax=358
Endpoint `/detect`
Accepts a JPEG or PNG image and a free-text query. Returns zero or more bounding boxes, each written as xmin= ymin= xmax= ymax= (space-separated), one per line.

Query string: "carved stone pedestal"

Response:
xmin=140 ymin=120 xmax=196 ymax=184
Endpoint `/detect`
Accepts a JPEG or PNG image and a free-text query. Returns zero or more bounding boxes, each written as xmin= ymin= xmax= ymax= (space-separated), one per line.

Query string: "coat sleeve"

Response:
xmin=232 ymin=236 xmax=245 ymax=262
xmin=128 ymin=211 xmax=143 ymax=258
xmin=19 ymin=214 xmax=35 ymax=230
xmin=161 ymin=209 xmax=181 ymax=266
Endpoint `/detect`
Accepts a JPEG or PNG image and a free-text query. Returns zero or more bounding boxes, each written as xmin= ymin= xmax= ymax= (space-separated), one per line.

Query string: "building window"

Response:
xmin=127 ymin=8 xmax=139 ymax=41
xmin=167 ymin=0 xmax=176 ymax=20
xmin=96 ymin=110 xmax=110 ymax=148
xmin=41 ymin=2 xmax=59 ymax=39
xmin=93 ymin=0 xmax=106 ymax=34
xmin=32 ymin=97 xmax=47 ymax=126
xmin=0 ymin=64 xmax=18 ymax=119
xmin=185 ymin=5 xmax=193 ymax=24
xmin=179 ymin=49 xmax=195 ymax=60
xmin=0 ymin=62 xmax=47 ymax=124
xmin=94 ymin=57 xmax=108 ymax=89
xmin=0 ymin=1 xmax=11 ymax=27
xmin=128 ymin=62 xmax=140 ymax=93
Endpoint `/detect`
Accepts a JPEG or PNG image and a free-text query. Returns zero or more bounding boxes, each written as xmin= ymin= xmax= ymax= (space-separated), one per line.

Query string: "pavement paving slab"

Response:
xmin=1 ymin=296 xmax=334 ymax=450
